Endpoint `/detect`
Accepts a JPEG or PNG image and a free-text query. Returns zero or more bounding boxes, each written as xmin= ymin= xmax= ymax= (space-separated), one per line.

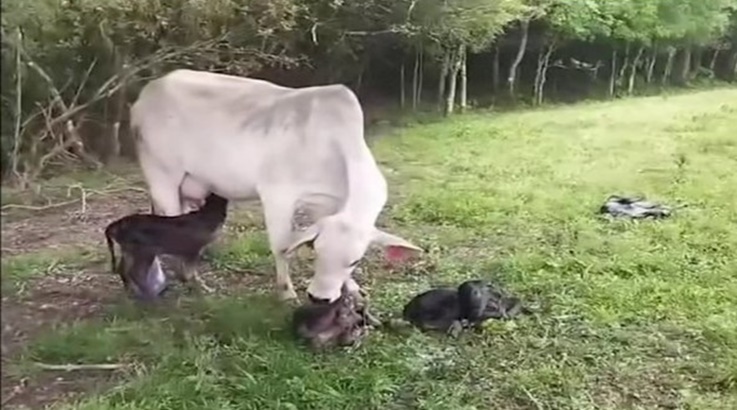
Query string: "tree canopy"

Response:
xmin=2 ymin=0 xmax=737 ymax=182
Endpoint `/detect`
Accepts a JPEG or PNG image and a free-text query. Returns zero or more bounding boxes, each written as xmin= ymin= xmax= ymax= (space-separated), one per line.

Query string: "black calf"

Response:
xmin=104 ymin=193 xmax=228 ymax=299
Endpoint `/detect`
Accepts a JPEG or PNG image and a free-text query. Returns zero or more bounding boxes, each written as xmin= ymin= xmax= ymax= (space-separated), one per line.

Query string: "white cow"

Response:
xmin=129 ymin=69 xmax=421 ymax=303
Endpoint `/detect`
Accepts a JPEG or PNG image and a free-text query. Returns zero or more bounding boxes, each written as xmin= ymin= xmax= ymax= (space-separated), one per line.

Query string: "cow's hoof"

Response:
xmin=279 ymin=288 xmax=299 ymax=302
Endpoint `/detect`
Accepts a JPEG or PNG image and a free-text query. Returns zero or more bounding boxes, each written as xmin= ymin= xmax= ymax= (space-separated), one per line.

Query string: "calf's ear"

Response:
xmin=371 ymin=229 xmax=423 ymax=263
xmin=285 ymin=224 xmax=320 ymax=255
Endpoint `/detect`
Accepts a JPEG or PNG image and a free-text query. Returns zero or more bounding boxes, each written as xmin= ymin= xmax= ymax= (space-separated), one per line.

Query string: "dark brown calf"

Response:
xmin=292 ymin=286 xmax=378 ymax=350
xmin=104 ymin=193 xmax=228 ymax=300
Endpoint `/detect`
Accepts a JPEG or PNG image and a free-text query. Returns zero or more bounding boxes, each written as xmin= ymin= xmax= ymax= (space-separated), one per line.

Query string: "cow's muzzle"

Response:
xmin=307 ymin=293 xmax=333 ymax=304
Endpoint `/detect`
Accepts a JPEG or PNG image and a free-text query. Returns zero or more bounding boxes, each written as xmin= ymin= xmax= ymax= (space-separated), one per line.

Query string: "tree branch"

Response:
xmin=34 ymin=362 xmax=127 ymax=371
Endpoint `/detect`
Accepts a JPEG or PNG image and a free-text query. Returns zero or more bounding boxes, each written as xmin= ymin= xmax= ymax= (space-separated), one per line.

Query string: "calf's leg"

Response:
xmin=173 ymin=255 xmax=214 ymax=294
xmin=182 ymin=262 xmax=214 ymax=294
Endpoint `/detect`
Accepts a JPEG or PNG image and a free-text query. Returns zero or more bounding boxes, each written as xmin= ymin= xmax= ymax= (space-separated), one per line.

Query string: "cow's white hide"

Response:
xmin=130 ymin=69 xmax=421 ymax=302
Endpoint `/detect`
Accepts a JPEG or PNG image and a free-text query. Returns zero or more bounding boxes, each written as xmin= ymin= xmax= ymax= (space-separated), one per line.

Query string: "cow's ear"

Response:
xmin=371 ymin=229 xmax=423 ymax=263
xmin=285 ymin=224 xmax=320 ymax=255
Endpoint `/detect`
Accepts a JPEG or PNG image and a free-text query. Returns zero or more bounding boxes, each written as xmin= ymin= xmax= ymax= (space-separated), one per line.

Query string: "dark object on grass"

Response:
xmin=403 ymin=279 xmax=527 ymax=336
xmin=402 ymin=288 xmax=460 ymax=333
xmin=104 ymin=193 xmax=228 ymax=300
xmin=292 ymin=289 xmax=377 ymax=350
xmin=599 ymin=195 xmax=672 ymax=219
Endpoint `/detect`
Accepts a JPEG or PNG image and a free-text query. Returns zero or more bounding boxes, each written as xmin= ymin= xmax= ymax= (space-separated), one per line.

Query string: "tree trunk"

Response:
xmin=627 ymin=46 xmax=645 ymax=95
xmin=662 ymin=47 xmax=676 ymax=85
xmin=732 ymin=51 xmax=737 ymax=81
xmin=412 ymin=48 xmax=420 ymax=110
xmin=508 ymin=19 xmax=529 ymax=99
xmin=109 ymin=87 xmax=125 ymax=160
xmin=537 ymin=41 xmax=556 ymax=105
xmin=618 ymin=43 xmax=631 ymax=82
xmin=400 ymin=61 xmax=406 ymax=108
xmin=592 ymin=61 xmax=601 ymax=81
xmin=438 ymin=50 xmax=450 ymax=108
xmin=10 ymin=28 xmax=23 ymax=183
xmin=355 ymin=61 xmax=365 ymax=93
xmin=459 ymin=45 xmax=467 ymax=112
xmin=445 ymin=47 xmax=462 ymax=116
xmin=609 ymin=49 xmax=617 ymax=97
xmin=708 ymin=48 xmax=720 ymax=73
xmin=105 ymin=50 xmax=127 ymax=163
xmin=533 ymin=48 xmax=544 ymax=104
xmin=676 ymin=46 xmax=691 ymax=85
xmin=690 ymin=46 xmax=703 ymax=79
xmin=646 ymin=47 xmax=658 ymax=83
xmin=492 ymin=45 xmax=500 ymax=92
xmin=417 ymin=46 xmax=424 ymax=105
xmin=534 ymin=41 xmax=556 ymax=105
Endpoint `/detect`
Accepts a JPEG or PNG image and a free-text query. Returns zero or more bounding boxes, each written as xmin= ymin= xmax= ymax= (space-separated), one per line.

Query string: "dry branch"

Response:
xmin=0 ymin=185 xmax=147 ymax=213
xmin=34 ymin=362 xmax=127 ymax=371
xmin=0 ymin=198 xmax=80 ymax=212
xmin=2 ymin=33 xmax=223 ymax=185
xmin=11 ymin=28 xmax=23 ymax=182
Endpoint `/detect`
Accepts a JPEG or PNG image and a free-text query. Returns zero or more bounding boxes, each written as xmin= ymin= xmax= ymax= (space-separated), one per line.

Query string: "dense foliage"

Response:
xmin=2 ymin=0 xmax=736 ymax=183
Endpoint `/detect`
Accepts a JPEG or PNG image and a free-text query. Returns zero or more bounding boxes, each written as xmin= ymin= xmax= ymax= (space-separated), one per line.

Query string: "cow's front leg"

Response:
xmin=261 ymin=194 xmax=299 ymax=302
xmin=274 ymin=253 xmax=297 ymax=301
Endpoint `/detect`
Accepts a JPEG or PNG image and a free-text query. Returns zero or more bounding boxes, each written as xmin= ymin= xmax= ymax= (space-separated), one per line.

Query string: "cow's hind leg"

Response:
xmin=260 ymin=192 xmax=299 ymax=302
xmin=180 ymin=174 xmax=209 ymax=213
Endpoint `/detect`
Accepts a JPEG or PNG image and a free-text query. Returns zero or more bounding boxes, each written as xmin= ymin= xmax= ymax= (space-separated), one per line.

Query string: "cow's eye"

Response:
xmin=349 ymin=259 xmax=361 ymax=268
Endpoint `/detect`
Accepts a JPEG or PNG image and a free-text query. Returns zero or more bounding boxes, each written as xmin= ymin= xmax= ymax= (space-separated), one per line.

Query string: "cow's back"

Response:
xmin=131 ymin=69 xmax=362 ymax=147
xmin=131 ymin=69 xmax=291 ymax=136
xmin=131 ymin=69 xmax=367 ymax=201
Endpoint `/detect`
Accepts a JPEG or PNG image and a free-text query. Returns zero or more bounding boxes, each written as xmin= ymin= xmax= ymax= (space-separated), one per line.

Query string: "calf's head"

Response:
xmin=286 ymin=214 xmax=422 ymax=303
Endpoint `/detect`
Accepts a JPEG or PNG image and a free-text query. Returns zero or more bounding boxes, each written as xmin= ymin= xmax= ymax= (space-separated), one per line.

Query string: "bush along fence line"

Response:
xmin=2 ymin=0 xmax=736 ymax=185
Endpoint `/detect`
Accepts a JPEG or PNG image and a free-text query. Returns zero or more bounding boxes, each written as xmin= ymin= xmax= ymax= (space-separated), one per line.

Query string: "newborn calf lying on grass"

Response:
xmin=292 ymin=286 xmax=379 ymax=350
xmin=403 ymin=279 xmax=528 ymax=336
xmin=104 ymin=193 xmax=228 ymax=300
xmin=599 ymin=195 xmax=672 ymax=219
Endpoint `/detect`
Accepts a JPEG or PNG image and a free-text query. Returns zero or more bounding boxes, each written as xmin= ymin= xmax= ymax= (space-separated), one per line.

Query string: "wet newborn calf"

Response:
xmin=292 ymin=290 xmax=373 ymax=350
xmin=458 ymin=280 xmax=526 ymax=325
xmin=402 ymin=288 xmax=461 ymax=333
xmin=403 ymin=279 xmax=527 ymax=336
xmin=599 ymin=195 xmax=672 ymax=219
xmin=104 ymin=193 xmax=228 ymax=300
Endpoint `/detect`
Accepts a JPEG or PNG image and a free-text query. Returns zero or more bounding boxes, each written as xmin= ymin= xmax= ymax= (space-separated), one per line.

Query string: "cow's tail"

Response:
xmin=104 ymin=224 xmax=118 ymax=274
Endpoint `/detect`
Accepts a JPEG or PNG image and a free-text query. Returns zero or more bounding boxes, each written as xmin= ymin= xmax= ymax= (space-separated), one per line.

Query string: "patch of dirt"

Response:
xmin=1 ymin=189 xmax=274 ymax=409
xmin=2 ymin=369 xmax=122 ymax=410
xmin=0 ymin=262 xmax=268 ymax=409
xmin=1 ymin=190 xmax=152 ymax=256
xmin=1 ymin=269 xmax=121 ymax=409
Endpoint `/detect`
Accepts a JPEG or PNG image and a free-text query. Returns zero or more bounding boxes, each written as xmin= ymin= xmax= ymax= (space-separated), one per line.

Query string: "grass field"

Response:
xmin=2 ymin=88 xmax=737 ymax=410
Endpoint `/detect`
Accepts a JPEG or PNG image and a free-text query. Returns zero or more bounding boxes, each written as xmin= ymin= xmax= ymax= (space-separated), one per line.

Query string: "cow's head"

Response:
xmin=285 ymin=214 xmax=422 ymax=303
